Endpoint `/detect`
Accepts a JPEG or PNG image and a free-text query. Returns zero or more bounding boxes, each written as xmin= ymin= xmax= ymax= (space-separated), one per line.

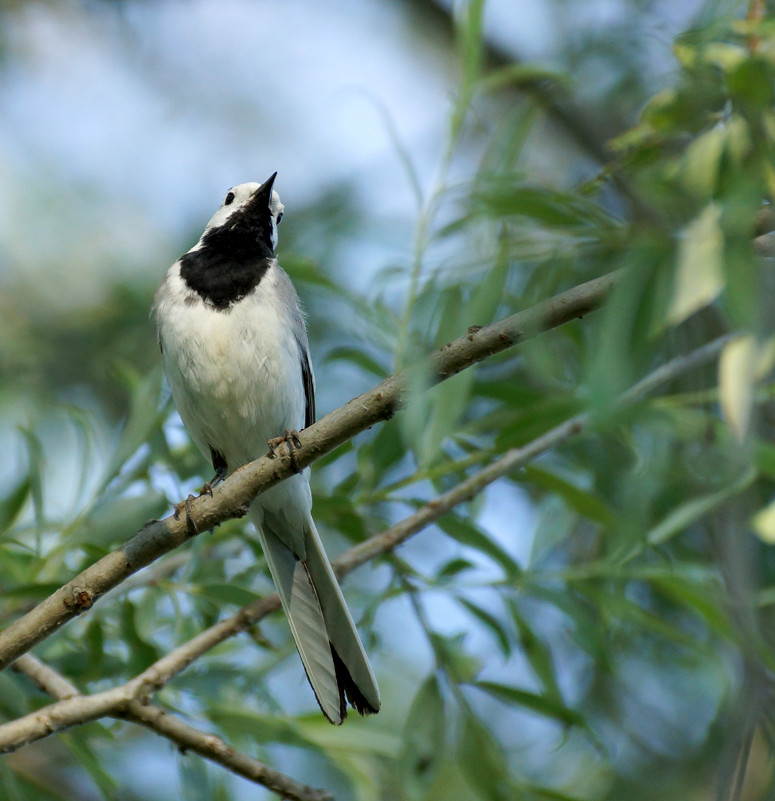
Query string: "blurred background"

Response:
xmin=3 ymin=0 xmax=775 ymax=799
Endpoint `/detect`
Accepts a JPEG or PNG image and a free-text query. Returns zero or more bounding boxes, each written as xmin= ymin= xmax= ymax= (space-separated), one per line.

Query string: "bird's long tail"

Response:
xmin=249 ymin=506 xmax=380 ymax=724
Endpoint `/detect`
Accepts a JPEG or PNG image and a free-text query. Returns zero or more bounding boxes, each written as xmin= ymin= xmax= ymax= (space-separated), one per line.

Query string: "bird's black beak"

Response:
xmin=252 ymin=172 xmax=277 ymax=208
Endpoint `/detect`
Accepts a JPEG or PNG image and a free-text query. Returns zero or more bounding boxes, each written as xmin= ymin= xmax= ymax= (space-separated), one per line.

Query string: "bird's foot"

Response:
xmin=173 ymin=494 xmax=200 ymax=536
xmin=200 ymin=465 xmax=227 ymax=497
xmin=267 ymin=429 xmax=303 ymax=473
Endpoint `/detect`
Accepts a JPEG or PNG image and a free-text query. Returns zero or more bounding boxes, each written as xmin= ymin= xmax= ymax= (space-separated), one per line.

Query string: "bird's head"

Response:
xmin=202 ymin=173 xmax=285 ymax=252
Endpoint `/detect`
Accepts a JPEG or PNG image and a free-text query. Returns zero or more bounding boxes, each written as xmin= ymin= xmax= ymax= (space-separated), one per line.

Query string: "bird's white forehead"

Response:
xmin=227 ymin=182 xmax=283 ymax=211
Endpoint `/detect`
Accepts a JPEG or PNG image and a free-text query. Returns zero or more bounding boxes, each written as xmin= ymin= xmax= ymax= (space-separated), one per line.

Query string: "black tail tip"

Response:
xmin=332 ymin=647 xmax=380 ymax=723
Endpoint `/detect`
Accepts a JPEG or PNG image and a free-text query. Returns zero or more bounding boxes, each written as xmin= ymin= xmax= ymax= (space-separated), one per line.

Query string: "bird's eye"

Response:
xmin=224 ymin=192 xmax=235 ymax=206
xmin=276 ymin=212 xmax=284 ymax=225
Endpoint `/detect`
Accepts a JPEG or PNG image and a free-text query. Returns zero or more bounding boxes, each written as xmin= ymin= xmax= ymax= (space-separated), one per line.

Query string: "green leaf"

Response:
xmin=399 ymin=674 xmax=446 ymax=794
xmin=579 ymin=583 xmax=700 ymax=649
xmin=0 ymin=761 xmax=25 ymax=801
xmin=72 ymin=491 xmax=169 ymax=549
xmin=480 ymin=64 xmax=571 ymax=93
xmin=473 ymin=680 xmax=584 ymax=728
xmin=120 ymin=599 xmax=159 ymax=674
xmin=208 ymin=707 xmax=314 ymax=748
xmin=718 ymin=334 xmax=758 ymax=441
xmin=436 ymin=513 xmax=521 ymax=579
xmin=430 ymin=632 xmax=481 ymax=683
xmin=458 ymin=714 xmax=513 ymax=801
xmin=0 ymin=582 xmax=62 ymax=600
xmin=681 ymin=125 xmax=726 ymax=198
xmin=528 ymin=495 xmax=578 ymax=568
xmin=197 ymin=582 xmax=262 ymax=608
xmin=647 ymin=574 xmax=734 ymax=639
xmin=325 ymin=346 xmax=389 ymax=378
xmin=298 ymin=713 xmax=402 ymax=756
xmin=522 ymin=465 xmax=617 ymax=528
xmin=451 ymin=0 xmax=486 ymax=139
xmin=100 ymin=366 xmax=164 ymax=491
xmin=423 ymin=763 xmax=484 ymax=801
xmin=508 ymin=602 xmax=562 ymax=702
xmin=417 ymin=370 xmax=477 ymax=467
xmin=754 ymin=433 xmax=775 ymax=478
xmin=314 ymin=438 xmax=354 ymax=469
xmin=178 ymin=749 xmax=214 ymax=801
xmin=83 ymin=618 xmax=105 ymax=681
xmin=495 ymin=396 xmax=583 ymax=450
xmin=665 ymin=203 xmax=724 ymax=327
xmin=61 ymin=731 xmax=119 ymax=798
xmin=281 ymin=255 xmax=338 ymax=289
xmin=467 ymin=248 xmax=510 ymax=328
xmin=357 ymin=418 xmax=406 ymax=489
xmin=458 ymin=597 xmax=512 ymax=656
xmin=0 ymin=673 xmax=30 ymax=719
xmin=646 ymin=467 xmax=757 ymax=546
xmin=436 ymin=558 xmax=476 ymax=581
xmin=0 ymin=476 xmax=30 ymax=536
xmin=473 ymin=182 xmax=616 ymax=231
xmin=18 ymin=426 xmax=45 ymax=530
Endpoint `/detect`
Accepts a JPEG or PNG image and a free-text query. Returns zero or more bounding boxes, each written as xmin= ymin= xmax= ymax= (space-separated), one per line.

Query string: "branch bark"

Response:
xmin=121 ymin=703 xmax=333 ymax=801
xmin=10 ymin=654 xmax=332 ymax=801
xmin=0 ymin=270 xmax=619 ymax=673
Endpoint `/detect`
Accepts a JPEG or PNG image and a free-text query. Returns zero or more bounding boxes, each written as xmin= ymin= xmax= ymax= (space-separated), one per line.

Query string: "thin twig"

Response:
xmin=121 ymin=702 xmax=333 ymax=801
xmin=12 ymin=654 xmax=79 ymax=700
xmin=10 ymin=655 xmax=331 ymax=801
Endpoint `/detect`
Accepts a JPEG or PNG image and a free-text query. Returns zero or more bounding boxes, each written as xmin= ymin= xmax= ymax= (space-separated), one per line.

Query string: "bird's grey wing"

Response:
xmin=298 ymin=336 xmax=316 ymax=429
xmin=276 ymin=264 xmax=316 ymax=429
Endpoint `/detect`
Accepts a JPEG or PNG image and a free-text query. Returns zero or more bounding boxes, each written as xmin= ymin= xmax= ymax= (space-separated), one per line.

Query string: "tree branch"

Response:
xmin=0 ymin=270 xmax=619 ymax=673
xmin=120 ymin=703 xmax=333 ymax=801
xmin=12 ymin=654 xmax=79 ymax=701
xmin=9 ymin=655 xmax=332 ymax=801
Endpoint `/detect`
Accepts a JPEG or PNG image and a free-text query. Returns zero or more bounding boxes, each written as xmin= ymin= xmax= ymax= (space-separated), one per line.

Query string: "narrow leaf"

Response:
xmin=458 ymin=597 xmax=512 ymax=656
xmin=646 ymin=467 xmax=757 ymax=546
xmin=508 ymin=602 xmax=563 ymax=702
xmin=719 ymin=334 xmax=764 ymax=441
xmin=0 ymin=477 xmax=30 ymax=535
xmin=437 ymin=513 xmax=521 ymax=579
xmin=400 ymin=674 xmax=446 ymax=791
xmin=666 ymin=203 xmax=725 ymax=326
xmin=474 ymin=680 xmax=584 ymax=727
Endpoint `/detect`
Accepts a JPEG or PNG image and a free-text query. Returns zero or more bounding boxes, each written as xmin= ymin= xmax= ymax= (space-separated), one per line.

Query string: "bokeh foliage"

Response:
xmin=3 ymin=1 xmax=775 ymax=800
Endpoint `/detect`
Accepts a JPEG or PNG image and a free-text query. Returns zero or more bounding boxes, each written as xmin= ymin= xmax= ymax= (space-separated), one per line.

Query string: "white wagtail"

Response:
xmin=153 ymin=174 xmax=380 ymax=724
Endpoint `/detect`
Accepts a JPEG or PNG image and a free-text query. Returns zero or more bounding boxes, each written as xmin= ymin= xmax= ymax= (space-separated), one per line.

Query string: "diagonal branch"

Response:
xmin=12 ymin=654 xmax=78 ymax=700
xmin=121 ymin=702 xmax=333 ymax=801
xmin=0 ymin=333 xmax=728 ymax=757
xmin=10 ymin=654 xmax=332 ymax=801
xmin=0 ymin=270 xmax=619 ymax=673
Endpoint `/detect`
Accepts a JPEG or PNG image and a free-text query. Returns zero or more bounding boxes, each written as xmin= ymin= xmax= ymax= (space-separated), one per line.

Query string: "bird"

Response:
xmin=152 ymin=173 xmax=380 ymax=724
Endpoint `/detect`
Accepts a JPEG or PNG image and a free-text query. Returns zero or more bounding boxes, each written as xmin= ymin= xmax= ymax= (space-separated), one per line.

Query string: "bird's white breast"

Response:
xmin=155 ymin=262 xmax=306 ymax=472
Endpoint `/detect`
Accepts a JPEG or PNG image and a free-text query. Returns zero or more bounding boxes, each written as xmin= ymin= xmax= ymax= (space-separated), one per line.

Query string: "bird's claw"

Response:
xmin=173 ymin=494 xmax=200 ymax=536
xmin=200 ymin=465 xmax=227 ymax=497
xmin=267 ymin=429 xmax=303 ymax=473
